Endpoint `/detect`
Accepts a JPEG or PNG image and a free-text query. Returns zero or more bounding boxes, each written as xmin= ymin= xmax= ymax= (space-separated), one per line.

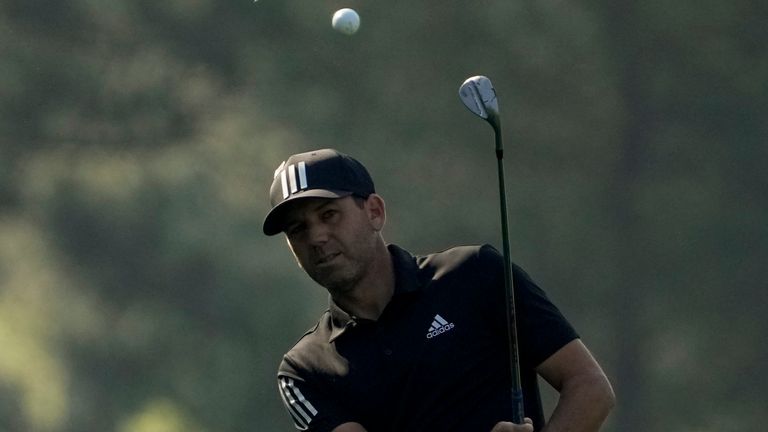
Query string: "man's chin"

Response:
xmin=310 ymin=269 xmax=357 ymax=293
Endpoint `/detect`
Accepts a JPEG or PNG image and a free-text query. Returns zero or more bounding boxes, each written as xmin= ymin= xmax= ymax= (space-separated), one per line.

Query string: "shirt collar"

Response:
xmin=328 ymin=244 xmax=420 ymax=342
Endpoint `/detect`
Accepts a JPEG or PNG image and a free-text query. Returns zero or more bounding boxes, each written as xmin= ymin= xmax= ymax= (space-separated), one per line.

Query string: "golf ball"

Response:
xmin=332 ymin=8 xmax=360 ymax=35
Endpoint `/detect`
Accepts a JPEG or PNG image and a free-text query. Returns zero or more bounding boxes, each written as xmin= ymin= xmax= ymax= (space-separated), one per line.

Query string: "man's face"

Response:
xmin=281 ymin=196 xmax=383 ymax=294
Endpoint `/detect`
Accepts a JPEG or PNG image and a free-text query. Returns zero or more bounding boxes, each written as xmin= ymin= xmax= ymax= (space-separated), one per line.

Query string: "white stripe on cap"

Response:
xmin=288 ymin=164 xmax=298 ymax=194
xmin=274 ymin=161 xmax=286 ymax=179
xmin=281 ymin=169 xmax=289 ymax=199
xmin=298 ymin=161 xmax=308 ymax=189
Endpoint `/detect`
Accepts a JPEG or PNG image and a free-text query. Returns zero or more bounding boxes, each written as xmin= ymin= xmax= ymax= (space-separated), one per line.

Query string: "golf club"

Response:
xmin=459 ymin=75 xmax=524 ymax=424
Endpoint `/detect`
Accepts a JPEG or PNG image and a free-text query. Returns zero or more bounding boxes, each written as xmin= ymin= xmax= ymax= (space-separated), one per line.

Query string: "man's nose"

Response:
xmin=307 ymin=223 xmax=330 ymax=245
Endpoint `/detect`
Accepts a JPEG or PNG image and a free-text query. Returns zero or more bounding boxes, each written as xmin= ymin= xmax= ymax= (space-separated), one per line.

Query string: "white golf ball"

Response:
xmin=332 ymin=8 xmax=360 ymax=35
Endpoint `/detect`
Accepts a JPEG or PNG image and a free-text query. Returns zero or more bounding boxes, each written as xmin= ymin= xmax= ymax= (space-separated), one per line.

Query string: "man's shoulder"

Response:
xmin=280 ymin=311 xmax=332 ymax=366
xmin=416 ymin=244 xmax=501 ymax=272
xmin=279 ymin=311 xmax=352 ymax=381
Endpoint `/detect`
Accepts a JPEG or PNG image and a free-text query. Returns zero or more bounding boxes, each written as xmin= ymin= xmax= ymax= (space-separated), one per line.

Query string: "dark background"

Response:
xmin=1 ymin=1 xmax=766 ymax=431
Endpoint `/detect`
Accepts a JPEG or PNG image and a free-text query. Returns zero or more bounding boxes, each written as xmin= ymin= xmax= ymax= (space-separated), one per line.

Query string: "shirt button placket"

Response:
xmin=377 ymin=325 xmax=394 ymax=357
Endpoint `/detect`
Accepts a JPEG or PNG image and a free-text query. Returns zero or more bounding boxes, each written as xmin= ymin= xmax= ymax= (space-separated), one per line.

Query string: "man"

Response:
xmin=264 ymin=149 xmax=615 ymax=432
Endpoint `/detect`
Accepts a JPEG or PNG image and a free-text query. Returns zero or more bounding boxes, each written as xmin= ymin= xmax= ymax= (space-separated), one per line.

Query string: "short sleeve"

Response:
xmin=277 ymin=356 xmax=353 ymax=432
xmin=477 ymin=244 xmax=579 ymax=368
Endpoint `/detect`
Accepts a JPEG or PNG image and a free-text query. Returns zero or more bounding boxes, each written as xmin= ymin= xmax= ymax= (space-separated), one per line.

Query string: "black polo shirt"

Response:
xmin=277 ymin=244 xmax=578 ymax=432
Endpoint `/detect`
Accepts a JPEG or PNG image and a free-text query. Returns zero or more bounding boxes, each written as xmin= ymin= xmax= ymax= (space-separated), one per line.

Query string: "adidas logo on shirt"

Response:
xmin=426 ymin=314 xmax=455 ymax=339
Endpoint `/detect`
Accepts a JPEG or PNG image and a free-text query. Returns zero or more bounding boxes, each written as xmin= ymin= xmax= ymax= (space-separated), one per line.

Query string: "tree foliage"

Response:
xmin=1 ymin=1 xmax=766 ymax=431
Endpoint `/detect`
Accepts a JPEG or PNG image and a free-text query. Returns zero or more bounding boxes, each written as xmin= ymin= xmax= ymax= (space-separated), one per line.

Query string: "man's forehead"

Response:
xmin=282 ymin=197 xmax=343 ymax=222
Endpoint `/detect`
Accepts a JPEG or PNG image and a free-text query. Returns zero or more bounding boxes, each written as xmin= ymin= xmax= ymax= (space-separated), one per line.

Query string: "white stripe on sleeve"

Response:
xmin=278 ymin=382 xmax=308 ymax=429
xmin=278 ymin=376 xmax=318 ymax=429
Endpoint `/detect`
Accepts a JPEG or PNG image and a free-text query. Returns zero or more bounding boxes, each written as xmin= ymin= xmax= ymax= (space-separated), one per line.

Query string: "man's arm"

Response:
xmin=330 ymin=341 xmax=614 ymax=432
xmin=536 ymin=339 xmax=616 ymax=432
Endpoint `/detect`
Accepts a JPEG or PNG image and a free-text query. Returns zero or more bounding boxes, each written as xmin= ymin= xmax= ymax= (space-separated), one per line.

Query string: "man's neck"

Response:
xmin=333 ymin=243 xmax=395 ymax=321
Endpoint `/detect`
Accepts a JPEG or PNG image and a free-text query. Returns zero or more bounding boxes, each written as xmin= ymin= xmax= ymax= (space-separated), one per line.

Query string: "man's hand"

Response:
xmin=491 ymin=418 xmax=534 ymax=432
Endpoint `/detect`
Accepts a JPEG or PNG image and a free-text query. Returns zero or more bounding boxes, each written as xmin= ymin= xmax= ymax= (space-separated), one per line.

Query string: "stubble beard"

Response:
xmin=309 ymin=258 xmax=364 ymax=295
xmin=306 ymin=234 xmax=379 ymax=296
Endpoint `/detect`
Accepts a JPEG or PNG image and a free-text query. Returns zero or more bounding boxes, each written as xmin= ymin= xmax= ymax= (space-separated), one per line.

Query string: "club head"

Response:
xmin=459 ymin=76 xmax=499 ymax=122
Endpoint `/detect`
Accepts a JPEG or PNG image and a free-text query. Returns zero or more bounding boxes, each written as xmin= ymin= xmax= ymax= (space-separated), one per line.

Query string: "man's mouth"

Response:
xmin=315 ymin=252 xmax=341 ymax=265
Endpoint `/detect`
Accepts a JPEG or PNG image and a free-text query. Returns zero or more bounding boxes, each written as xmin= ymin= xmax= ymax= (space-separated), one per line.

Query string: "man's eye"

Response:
xmin=322 ymin=210 xmax=338 ymax=220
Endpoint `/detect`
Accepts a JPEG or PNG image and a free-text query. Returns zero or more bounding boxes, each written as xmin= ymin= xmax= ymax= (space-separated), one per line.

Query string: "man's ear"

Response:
xmin=365 ymin=194 xmax=386 ymax=231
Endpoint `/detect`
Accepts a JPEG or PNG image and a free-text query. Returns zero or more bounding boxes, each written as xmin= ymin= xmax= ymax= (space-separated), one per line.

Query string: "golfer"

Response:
xmin=265 ymin=149 xmax=615 ymax=431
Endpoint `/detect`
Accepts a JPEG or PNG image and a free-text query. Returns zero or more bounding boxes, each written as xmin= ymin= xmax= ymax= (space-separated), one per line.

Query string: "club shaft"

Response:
xmin=495 ymin=125 xmax=525 ymax=424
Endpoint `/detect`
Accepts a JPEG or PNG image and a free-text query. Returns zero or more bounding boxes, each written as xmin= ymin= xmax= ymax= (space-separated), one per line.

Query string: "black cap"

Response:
xmin=262 ymin=149 xmax=375 ymax=235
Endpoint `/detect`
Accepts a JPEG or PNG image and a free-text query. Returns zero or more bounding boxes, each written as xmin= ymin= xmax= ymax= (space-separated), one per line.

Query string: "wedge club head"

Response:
xmin=459 ymin=75 xmax=503 ymax=152
xmin=459 ymin=75 xmax=500 ymax=124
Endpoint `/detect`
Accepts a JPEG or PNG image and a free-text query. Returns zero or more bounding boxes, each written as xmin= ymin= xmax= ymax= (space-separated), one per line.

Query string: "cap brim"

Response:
xmin=262 ymin=189 xmax=354 ymax=236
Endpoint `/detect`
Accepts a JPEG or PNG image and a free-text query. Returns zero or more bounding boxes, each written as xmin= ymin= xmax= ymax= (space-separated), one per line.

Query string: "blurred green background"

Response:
xmin=1 ymin=1 xmax=766 ymax=431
